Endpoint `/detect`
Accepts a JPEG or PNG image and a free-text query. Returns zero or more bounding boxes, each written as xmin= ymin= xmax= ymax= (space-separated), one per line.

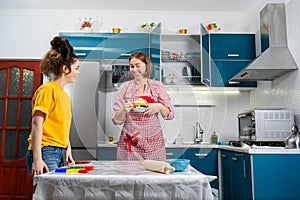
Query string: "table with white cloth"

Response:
xmin=33 ymin=160 xmax=217 ymax=200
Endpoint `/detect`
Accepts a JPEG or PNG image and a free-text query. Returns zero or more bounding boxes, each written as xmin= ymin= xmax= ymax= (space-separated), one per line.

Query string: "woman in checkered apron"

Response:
xmin=112 ymin=52 xmax=174 ymax=161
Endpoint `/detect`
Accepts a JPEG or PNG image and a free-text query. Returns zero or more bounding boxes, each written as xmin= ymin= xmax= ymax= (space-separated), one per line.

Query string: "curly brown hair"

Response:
xmin=41 ymin=36 xmax=78 ymax=78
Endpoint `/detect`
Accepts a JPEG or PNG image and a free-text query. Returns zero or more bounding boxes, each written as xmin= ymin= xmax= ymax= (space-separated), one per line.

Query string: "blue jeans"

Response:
xmin=26 ymin=146 xmax=64 ymax=177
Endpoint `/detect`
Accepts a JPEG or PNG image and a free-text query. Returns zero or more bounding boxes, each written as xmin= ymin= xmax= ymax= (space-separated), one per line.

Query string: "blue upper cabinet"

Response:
xmin=210 ymin=34 xmax=256 ymax=60
xmin=103 ymin=33 xmax=149 ymax=59
xmin=206 ymin=33 xmax=257 ymax=87
xmin=59 ymin=32 xmax=105 ymax=59
xmin=59 ymin=32 xmax=149 ymax=60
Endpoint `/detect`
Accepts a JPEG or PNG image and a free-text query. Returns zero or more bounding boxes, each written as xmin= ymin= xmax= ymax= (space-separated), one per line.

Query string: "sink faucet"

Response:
xmin=194 ymin=122 xmax=203 ymax=144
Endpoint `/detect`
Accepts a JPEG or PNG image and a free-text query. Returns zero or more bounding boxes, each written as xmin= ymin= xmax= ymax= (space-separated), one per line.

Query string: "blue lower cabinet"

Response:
xmin=166 ymin=148 xmax=185 ymax=159
xmin=230 ymin=152 xmax=252 ymax=200
xmin=184 ymin=148 xmax=218 ymax=189
xmin=252 ymin=154 xmax=300 ymax=200
xmin=97 ymin=147 xmax=117 ymax=160
xmin=221 ymin=150 xmax=300 ymax=200
xmin=220 ymin=150 xmax=232 ymax=200
xmin=220 ymin=150 xmax=252 ymax=200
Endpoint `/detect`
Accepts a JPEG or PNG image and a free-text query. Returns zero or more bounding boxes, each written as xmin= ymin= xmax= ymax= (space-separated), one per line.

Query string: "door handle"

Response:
xmin=227 ymin=54 xmax=240 ymax=57
xmin=194 ymin=153 xmax=208 ymax=157
xmin=243 ymin=160 xmax=247 ymax=178
xmin=120 ymin=54 xmax=131 ymax=56
xmin=75 ymin=53 xmax=87 ymax=56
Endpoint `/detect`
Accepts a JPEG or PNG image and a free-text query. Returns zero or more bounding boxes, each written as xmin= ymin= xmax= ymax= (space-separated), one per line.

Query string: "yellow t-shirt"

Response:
xmin=27 ymin=80 xmax=72 ymax=150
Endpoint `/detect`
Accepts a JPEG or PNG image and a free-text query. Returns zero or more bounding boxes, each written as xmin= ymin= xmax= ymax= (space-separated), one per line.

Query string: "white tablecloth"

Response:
xmin=33 ymin=161 xmax=216 ymax=200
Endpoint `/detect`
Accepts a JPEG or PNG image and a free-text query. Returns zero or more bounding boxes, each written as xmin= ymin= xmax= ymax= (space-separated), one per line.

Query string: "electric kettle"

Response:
xmin=285 ymin=124 xmax=300 ymax=148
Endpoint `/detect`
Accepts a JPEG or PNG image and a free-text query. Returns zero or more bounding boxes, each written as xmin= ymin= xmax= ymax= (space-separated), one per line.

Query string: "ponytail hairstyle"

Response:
xmin=41 ymin=36 xmax=78 ymax=78
xmin=129 ymin=51 xmax=153 ymax=78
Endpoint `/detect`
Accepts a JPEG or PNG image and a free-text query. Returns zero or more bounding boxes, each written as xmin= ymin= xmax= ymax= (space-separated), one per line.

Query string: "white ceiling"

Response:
xmin=1 ymin=0 xmax=263 ymax=12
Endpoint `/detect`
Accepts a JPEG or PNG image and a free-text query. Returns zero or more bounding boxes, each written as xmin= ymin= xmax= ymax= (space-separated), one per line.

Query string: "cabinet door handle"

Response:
xmin=243 ymin=160 xmax=247 ymax=178
xmin=120 ymin=53 xmax=131 ymax=56
xmin=228 ymin=81 xmax=240 ymax=85
xmin=166 ymin=153 xmax=173 ymax=156
xmin=203 ymin=78 xmax=210 ymax=83
xmin=75 ymin=53 xmax=87 ymax=56
xmin=221 ymin=154 xmax=227 ymax=158
xmin=227 ymin=54 xmax=240 ymax=57
xmin=234 ymin=153 xmax=244 ymax=157
xmin=195 ymin=153 xmax=208 ymax=157
xmin=232 ymin=157 xmax=238 ymax=161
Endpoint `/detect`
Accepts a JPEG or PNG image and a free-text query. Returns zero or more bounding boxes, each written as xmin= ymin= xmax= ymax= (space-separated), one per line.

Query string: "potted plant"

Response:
xmin=140 ymin=22 xmax=156 ymax=32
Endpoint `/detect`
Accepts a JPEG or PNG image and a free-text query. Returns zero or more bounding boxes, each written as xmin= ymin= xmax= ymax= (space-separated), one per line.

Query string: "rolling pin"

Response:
xmin=141 ymin=160 xmax=175 ymax=174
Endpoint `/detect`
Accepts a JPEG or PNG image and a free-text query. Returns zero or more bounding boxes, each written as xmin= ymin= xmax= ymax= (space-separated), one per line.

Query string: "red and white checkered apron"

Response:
xmin=117 ymin=84 xmax=166 ymax=161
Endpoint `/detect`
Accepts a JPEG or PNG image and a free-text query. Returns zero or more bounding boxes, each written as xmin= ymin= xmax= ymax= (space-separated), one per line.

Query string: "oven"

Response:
xmin=238 ymin=109 xmax=294 ymax=141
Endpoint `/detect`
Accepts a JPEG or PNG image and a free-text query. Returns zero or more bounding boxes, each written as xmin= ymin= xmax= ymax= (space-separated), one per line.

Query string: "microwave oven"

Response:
xmin=238 ymin=109 xmax=294 ymax=141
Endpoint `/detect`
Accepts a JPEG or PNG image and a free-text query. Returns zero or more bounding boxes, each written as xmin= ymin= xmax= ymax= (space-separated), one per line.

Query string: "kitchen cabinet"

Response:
xmin=184 ymin=148 xmax=218 ymax=188
xmin=160 ymin=26 xmax=202 ymax=85
xmin=210 ymin=34 xmax=256 ymax=60
xmin=97 ymin=147 xmax=117 ymax=160
xmin=220 ymin=149 xmax=300 ymax=200
xmin=97 ymin=147 xmax=185 ymax=160
xmin=166 ymin=148 xmax=185 ymax=159
xmin=59 ymin=32 xmax=149 ymax=60
xmin=59 ymin=32 xmax=105 ymax=59
xmin=251 ymin=154 xmax=300 ymax=200
xmin=202 ymin=33 xmax=257 ymax=87
xmin=220 ymin=150 xmax=252 ymax=200
xmin=102 ymin=33 xmax=149 ymax=59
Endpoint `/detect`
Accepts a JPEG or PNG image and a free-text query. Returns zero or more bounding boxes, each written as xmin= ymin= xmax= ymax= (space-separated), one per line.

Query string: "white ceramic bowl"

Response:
xmin=133 ymin=106 xmax=146 ymax=112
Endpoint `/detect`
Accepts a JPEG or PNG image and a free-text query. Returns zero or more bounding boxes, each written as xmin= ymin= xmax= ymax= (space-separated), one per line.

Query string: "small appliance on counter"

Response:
xmin=285 ymin=124 xmax=300 ymax=148
xmin=238 ymin=108 xmax=294 ymax=142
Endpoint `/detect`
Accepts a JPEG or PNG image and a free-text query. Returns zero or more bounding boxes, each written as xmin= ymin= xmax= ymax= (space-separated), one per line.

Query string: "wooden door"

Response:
xmin=0 ymin=60 xmax=41 ymax=200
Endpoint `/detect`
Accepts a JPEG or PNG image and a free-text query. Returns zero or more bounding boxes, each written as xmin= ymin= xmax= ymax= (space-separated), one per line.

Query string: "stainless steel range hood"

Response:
xmin=230 ymin=3 xmax=297 ymax=81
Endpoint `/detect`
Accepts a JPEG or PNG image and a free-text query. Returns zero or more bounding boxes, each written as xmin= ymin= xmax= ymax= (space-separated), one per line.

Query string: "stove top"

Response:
xmin=229 ymin=141 xmax=285 ymax=147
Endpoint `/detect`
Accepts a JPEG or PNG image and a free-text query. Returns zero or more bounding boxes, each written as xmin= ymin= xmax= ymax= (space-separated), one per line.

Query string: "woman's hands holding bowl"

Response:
xmin=124 ymin=100 xmax=134 ymax=113
xmin=144 ymin=103 xmax=163 ymax=115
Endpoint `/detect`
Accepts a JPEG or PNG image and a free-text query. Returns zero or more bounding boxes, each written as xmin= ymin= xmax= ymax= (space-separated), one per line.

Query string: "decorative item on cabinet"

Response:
xmin=112 ymin=27 xmax=121 ymax=33
xmin=140 ymin=22 xmax=156 ymax=32
xmin=80 ymin=17 xmax=93 ymax=32
xmin=206 ymin=22 xmax=220 ymax=32
xmin=178 ymin=29 xmax=188 ymax=34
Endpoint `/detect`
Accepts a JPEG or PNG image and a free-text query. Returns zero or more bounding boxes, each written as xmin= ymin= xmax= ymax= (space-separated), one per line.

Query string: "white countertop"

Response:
xmin=98 ymin=141 xmax=300 ymax=154
xmin=219 ymin=145 xmax=300 ymax=154
xmin=98 ymin=141 xmax=218 ymax=149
